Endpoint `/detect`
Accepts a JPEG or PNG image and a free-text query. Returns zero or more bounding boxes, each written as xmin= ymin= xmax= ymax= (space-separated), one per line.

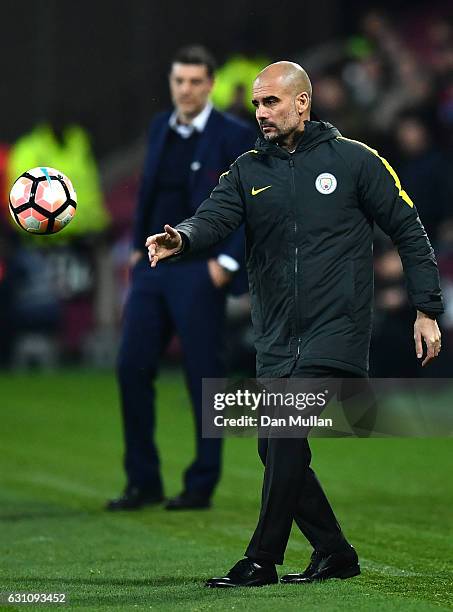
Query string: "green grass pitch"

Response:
xmin=0 ymin=369 xmax=452 ymax=611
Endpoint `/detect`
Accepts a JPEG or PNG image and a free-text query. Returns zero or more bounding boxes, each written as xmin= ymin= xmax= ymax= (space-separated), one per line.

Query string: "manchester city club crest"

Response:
xmin=315 ymin=172 xmax=337 ymax=195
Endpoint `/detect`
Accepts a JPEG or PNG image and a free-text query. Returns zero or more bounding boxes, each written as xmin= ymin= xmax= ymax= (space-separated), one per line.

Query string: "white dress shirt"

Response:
xmin=168 ymin=102 xmax=240 ymax=274
xmin=169 ymin=102 xmax=213 ymax=138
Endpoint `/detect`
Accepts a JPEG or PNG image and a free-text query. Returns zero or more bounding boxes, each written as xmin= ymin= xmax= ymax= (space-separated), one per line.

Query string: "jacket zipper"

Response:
xmin=289 ymin=156 xmax=302 ymax=357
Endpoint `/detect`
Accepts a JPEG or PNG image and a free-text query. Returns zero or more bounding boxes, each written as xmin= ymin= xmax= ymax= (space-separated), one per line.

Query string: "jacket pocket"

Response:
xmin=248 ymin=268 xmax=264 ymax=334
xmin=349 ymin=257 xmax=374 ymax=326
xmin=346 ymin=259 xmax=355 ymax=319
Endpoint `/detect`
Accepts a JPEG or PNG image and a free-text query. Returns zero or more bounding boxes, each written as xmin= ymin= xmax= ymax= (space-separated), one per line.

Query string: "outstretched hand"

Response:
xmin=145 ymin=225 xmax=183 ymax=268
xmin=414 ymin=310 xmax=441 ymax=367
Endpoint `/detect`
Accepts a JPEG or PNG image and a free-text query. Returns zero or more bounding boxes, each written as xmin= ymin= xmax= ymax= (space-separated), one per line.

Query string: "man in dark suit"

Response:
xmin=107 ymin=46 xmax=254 ymax=511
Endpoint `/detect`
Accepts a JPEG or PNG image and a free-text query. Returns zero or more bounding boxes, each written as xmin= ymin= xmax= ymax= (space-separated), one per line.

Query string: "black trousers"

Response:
xmin=245 ymin=363 xmax=364 ymax=565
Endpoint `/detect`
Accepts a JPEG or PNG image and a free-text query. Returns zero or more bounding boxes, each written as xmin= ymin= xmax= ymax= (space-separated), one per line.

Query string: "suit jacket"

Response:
xmin=132 ymin=108 xmax=256 ymax=291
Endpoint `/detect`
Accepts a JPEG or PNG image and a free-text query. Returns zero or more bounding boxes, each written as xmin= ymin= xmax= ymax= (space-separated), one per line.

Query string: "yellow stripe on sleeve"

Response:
xmin=337 ymin=136 xmax=414 ymax=208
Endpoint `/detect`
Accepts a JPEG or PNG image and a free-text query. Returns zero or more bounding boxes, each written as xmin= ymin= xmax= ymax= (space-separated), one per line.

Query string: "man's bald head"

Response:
xmin=255 ymin=61 xmax=312 ymax=106
xmin=252 ymin=61 xmax=313 ymax=149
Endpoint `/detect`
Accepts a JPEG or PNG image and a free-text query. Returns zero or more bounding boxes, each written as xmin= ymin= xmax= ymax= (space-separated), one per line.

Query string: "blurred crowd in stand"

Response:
xmin=0 ymin=7 xmax=452 ymax=376
xmin=294 ymin=8 xmax=453 ymax=376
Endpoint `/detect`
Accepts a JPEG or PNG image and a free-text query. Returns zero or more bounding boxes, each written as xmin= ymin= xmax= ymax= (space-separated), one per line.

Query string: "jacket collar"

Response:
xmin=255 ymin=120 xmax=341 ymax=158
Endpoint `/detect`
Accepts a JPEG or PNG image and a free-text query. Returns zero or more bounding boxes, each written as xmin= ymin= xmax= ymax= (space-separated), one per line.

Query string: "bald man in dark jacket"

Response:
xmin=146 ymin=61 xmax=443 ymax=587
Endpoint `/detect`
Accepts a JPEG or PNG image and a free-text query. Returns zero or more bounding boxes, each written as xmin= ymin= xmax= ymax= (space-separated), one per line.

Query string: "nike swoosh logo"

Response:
xmin=251 ymin=185 xmax=272 ymax=196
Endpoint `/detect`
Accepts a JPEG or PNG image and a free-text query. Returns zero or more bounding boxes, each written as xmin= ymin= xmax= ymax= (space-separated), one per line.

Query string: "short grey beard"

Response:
xmin=263 ymin=132 xmax=279 ymax=142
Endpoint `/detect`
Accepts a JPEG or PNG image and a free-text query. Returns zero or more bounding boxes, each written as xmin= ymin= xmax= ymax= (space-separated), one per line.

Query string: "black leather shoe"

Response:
xmin=106 ymin=486 xmax=164 ymax=511
xmin=205 ymin=558 xmax=278 ymax=588
xmin=165 ymin=491 xmax=211 ymax=510
xmin=281 ymin=545 xmax=360 ymax=584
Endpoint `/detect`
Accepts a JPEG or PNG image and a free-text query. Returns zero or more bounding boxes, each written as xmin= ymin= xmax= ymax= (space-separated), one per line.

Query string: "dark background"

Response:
xmin=1 ymin=0 xmax=430 ymax=156
xmin=1 ymin=0 xmax=452 ymax=375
